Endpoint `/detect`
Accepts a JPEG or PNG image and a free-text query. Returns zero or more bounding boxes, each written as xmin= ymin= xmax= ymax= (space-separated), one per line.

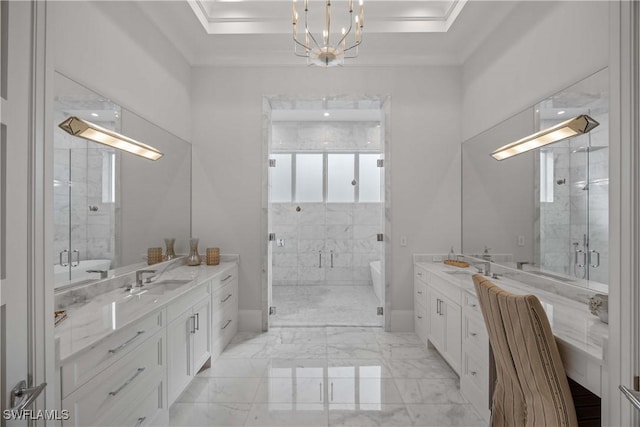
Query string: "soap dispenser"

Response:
xmin=482 ymin=246 xmax=492 ymax=262
xmin=448 ymin=246 xmax=456 ymax=261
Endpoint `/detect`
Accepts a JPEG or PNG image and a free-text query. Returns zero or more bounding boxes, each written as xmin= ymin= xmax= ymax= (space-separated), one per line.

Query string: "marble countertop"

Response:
xmin=55 ymin=262 xmax=235 ymax=365
xmin=416 ymin=261 xmax=608 ymax=363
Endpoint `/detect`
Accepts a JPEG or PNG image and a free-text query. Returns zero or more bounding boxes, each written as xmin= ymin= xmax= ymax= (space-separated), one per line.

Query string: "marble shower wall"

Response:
xmin=54 ymin=104 xmax=119 ymax=269
xmin=538 ymin=111 xmax=609 ymax=285
xmin=272 ymin=202 xmax=383 ymax=286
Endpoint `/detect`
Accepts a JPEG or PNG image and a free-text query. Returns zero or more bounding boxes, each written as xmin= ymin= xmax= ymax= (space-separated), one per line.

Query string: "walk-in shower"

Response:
xmin=264 ymin=97 xmax=388 ymax=327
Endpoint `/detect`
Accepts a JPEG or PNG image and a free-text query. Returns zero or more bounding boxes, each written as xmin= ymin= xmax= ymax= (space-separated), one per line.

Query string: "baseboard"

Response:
xmin=389 ymin=310 xmax=414 ymax=332
xmin=238 ymin=309 xmax=262 ymax=332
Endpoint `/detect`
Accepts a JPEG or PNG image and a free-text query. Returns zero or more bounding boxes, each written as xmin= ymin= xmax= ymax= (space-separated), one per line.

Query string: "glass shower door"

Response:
xmin=53 ymin=147 xmax=72 ymax=284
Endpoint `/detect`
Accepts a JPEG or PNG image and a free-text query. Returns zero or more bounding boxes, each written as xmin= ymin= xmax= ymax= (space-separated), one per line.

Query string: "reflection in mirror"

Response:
xmin=53 ymin=72 xmax=192 ymax=290
xmin=462 ymin=69 xmax=608 ymax=292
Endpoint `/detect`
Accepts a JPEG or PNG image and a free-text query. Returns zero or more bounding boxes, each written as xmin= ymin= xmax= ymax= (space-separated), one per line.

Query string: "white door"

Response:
xmin=1 ymin=1 xmax=50 ymax=423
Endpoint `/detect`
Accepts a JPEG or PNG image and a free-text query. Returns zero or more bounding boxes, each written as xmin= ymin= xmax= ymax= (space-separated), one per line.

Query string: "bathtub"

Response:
xmin=54 ymin=259 xmax=112 ymax=287
xmin=369 ymin=260 xmax=383 ymax=304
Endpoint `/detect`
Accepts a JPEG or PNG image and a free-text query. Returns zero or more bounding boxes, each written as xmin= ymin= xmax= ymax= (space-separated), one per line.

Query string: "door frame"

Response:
xmin=608 ymin=0 xmax=640 ymax=425
xmin=260 ymin=95 xmax=392 ymax=331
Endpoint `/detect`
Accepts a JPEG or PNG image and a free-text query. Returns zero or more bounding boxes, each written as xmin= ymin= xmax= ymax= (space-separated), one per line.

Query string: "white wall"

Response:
xmin=191 ymin=66 xmax=462 ymax=331
xmin=462 ymin=1 xmax=609 ymax=141
xmin=49 ymin=1 xmax=192 ymax=141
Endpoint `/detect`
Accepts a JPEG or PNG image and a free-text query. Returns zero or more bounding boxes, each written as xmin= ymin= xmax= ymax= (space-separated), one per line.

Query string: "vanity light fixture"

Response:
xmin=491 ymin=114 xmax=599 ymax=161
xmin=58 ymin=116 xmax=163 ymax=161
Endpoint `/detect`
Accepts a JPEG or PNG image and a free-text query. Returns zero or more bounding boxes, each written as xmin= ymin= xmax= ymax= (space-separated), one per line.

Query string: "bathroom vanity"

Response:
xmin=413 ymin=256 xmax=608 ymax=422
xmin=54 ymin=261 xmax=238 ymax=427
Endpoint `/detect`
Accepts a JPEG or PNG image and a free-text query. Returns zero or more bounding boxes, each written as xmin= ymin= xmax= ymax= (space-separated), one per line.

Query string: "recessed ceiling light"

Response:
xmin=557 ymin=110 xmax=566 ymax=115
xmin=91 ymin=113 xmax=99 ymax=117
xmin=324 ymin=112 xmax=330 ymax=117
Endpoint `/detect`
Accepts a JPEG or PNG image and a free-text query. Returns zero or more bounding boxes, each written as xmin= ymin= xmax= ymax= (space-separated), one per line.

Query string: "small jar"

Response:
xmin=206 ymin=248 xmax=220 ymax=266
xmin=147 ymin=247 xmax=163 ymax=265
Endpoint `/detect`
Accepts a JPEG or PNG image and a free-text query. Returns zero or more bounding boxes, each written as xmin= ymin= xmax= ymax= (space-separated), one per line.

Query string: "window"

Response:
xmin=271 ymin=152 xmax=382 ymax=203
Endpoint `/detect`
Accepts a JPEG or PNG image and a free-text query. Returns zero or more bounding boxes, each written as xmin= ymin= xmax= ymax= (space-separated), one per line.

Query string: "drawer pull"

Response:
xmin=108 ymin=331 xmax=145 ymax=354
xmin=222 ymin=274 xmax=233 ymax=282
xmin=221 ymin=319 xmax=232 ymax=330
xmin=470 ymin=371 xmax=477 ymax=376
xmin=221 ymin=294 xmax=233 ymax=303
xmin=470 ymin=332 xmax=477 ymax=337
xmin=417 ymin=291 xmax=423 ymax=295
xmin=469 ymin=303 xmax=477 ymax=308
xmin=417 ymin=315 xmax=423 ymax=319
xmin=135 ymin=417 xmax=146 ymax=427
xmin=108 ymin=367 xmax=145 ymax=397
xmin=417 ymin=272 xmax=423 ymax=276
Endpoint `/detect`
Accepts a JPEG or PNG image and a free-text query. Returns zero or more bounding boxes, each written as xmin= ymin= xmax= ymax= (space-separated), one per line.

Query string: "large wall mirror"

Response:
xmin=53 ymin=72 xmax=192 ymax=290
xmin=462 ymin=68 xmax=609 ymax=293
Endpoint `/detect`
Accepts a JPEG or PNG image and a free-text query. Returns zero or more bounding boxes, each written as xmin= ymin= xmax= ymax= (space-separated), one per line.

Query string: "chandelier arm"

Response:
xmin=303 ymin=5 xmax=323 ymax=52
xmin=334 ymin=10 xmax=354 ymax=50
xmin=326 ymin=0 xmax=331 ymax=46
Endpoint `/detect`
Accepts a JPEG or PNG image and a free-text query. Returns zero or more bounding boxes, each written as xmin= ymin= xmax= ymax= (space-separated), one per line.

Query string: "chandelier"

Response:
xmin=292 ymin=0 xmax=364 ymax=67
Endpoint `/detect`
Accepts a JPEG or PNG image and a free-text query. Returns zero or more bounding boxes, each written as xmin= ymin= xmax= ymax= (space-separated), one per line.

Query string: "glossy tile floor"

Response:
xmin=271 ymin=286 xmax=382 ymax=327
xmin=169 ymin=327 xmax=485 ymax=426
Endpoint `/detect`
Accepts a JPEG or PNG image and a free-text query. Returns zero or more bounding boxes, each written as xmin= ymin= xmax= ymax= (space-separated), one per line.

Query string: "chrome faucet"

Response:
xmin=135 ymin=270 xmax=156 ymax=287
xmin=473 ymin=262 xmax=491 ymax=276
xmin=86 ymin=269 xmax=108 ymax=279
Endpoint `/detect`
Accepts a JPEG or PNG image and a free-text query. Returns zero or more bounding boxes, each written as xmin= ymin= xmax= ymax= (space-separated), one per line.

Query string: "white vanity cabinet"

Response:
xmin=460 ymin=291 xmax=491 ymax=421
xmin=413 ymin=265 xmax=429 ymax=344
xmin=62 ymin=326 xmax=167 ymax=427
xmin=211 ymin=265 xmax=238 ymax=359
xmin=167 ymin=280 xmax=211 ymax=405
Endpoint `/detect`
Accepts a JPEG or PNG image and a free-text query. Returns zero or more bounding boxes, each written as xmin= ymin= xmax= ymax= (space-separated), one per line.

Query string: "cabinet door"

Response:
xmin=427 ymin=287 xmax=444 ymax=351
xmin=167 ymin=310 xmax=193 ymax=405
xmin=193 ymin=298 xmax=211 ymax=372
xmin=442 ymin=298 xmax=462 ymax=374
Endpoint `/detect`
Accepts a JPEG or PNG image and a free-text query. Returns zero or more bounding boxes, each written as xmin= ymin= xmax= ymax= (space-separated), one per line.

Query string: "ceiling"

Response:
xmin=136 ymin=0 xmax=519 ymax=67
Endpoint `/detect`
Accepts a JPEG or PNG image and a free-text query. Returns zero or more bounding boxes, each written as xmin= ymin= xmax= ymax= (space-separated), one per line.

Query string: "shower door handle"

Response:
xmin=589 ymin=250 xmax=600 ymax=268
xmin=574 ymin=249 xmax=586 ymax=268
xmin=319 ymin=251 xmax=322 ymax=268
xmin=71 ymin=250 xmax=80 ymax=267
xmin=59 ymin=249 xmax=69 ymax=267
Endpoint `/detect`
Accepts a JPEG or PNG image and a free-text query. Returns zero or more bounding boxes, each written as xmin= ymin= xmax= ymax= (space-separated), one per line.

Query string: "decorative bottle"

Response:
xmin=187 ymin=238 xmax=201 ymax=266
xmin=164 ymin=238 xmax=176 ymax=260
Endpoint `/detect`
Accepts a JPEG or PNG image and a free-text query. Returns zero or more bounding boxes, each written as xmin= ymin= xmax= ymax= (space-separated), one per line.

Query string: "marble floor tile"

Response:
xmin=406 ymin=404 xmax=486 ymax=426
xmin=267 ymin=358 xmax=328 ymax=376
xmin=393 ymin=379 xmax=467 ymax=404
xmin=328 ymin=404 xmax=413 ymax=426
xmin=272 ymin=327 xmax=329 ymax=344
xmin=379 ymin=344 xmax=440 ymax=360
xmin=266 ymin=343 xmax=328 ymax=359
xmin=327 ymin=359 xmax=393 ymax=378
xmin=328 ymin=378 xmax=404 ymax=404
xmin=374 ymin=332 xmax=423 ymax=346
xmin=169 ymin=402 xmax=251 ymax=426
xmin=386 ymin=358 xmax=458 ymax=379
xmin=327 ymin=343 xmax=382 ymax=359
xmin=218 ymin=342 xmax=270 ymax=359
xmin=198 ymin=358 xmax=270 ymax=378
xmin=177 ymin=377 xmax=261 ymax=403
xmin=244 ymin=403 xmax=329 ymax=426
xmin=326 ymin=327 xmax=381 ymax=344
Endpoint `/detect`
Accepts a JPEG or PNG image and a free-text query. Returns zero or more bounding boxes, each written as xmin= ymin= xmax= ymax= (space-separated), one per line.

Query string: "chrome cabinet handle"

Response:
xmin=190 ymin=315 xmax=196 ymax=334
xmin=221 ymin=319 xmax=232 ymax=330
xmin=319 ymin=251 xmax=322 ymax=268
xmin=9 ymin=380 xmax=47 ymax=411
xmin=71 ymin=249 xmax=80 ymax=267
xmin=108 ymin=331 xmax=145 ymax=354
xmin=620 ymin=385 xmax=640 ymax=412
xmin=135 ymin=417 xmax=146 ymax=427
xmin=330 ymin=250 xmax=334 ymax=268
xmin=470 ymin=332 xmax=477 ymax=337
xmin=222 ymin=274 xmax=232 ymax=282
xmin=195 ymin=313 xmax=200 ymax=331
xmin=59 ymin=250 xmax=69 ymax=267
xmin=221 ymin=294 xmax=233 ymax=303
xmin=590 ymin=250 xmax=601 ymax=268
xmin=417 ymin=315 xmax=423 ymax=319
xmin=331 ymin=382 xmax=334 ymax=401
xmin=109 ymin=367 xmax=145 ymax=396
xmin=417 ymin=291 xmax=423 ymax=295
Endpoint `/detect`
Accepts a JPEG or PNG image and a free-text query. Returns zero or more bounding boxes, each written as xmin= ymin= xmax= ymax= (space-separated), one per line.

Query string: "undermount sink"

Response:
xmin=445 ymin=270 xmax=472 ymax=275
xmin=146 ymin=279 xmax=192 ymax=292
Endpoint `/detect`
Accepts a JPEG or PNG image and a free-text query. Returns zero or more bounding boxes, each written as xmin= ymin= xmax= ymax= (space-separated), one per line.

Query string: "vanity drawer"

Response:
xmin=166 ymin=282 xmax=210 ymax=323
xmin=212 ymin=305 xmax=238 ymax=359
xmin=462 ymin=349 xmax=488 ymax=392
xmin=103 ymin=380 xmax=167 ymax=427
xmin=414 ymin=300 xmax=427 ymax=344
xmin=463 ymin=313 xmax=488 ymax=351
xmin=211 ymin=266 xmax=237 ymax=294
xmin=63 ymin=329 xmax=165 ymax=427
xmin=60 ymin=310 xmax=163 ymax=398
xmin=211 ymin=279 xmax=238 ymax=324
xmin=414 ymin=265 xmax=429 ymax=284
xmin=414 ymin=280 xmax=427 ymax=307
xmin=464 ymin=291 xmax=482 ymax=316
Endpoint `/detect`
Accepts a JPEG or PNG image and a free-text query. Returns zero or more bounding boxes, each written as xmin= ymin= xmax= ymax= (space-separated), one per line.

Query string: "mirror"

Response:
xmin=53 ymin=72 xmax=192 ymax=290
xmin=462 ymin=68 xmax=609 ymax=292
